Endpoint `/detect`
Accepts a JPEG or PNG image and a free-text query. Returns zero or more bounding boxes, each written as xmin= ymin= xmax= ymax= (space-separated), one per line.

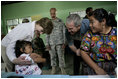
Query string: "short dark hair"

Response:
xmin=22 ymin=19 xmax=29 ymax=23
xmin=36 ymin=17 xmax=53 ymax=34
xmin=50 ymin=8 xmax=56 ymax=12
xmin=86 ymin=7 xmax=93 ymax=14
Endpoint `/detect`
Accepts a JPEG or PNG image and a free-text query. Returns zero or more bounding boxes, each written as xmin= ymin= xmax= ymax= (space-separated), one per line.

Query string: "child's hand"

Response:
xmin=30 ymin=53 xmax=46 ymax=63
xmin=30 ymin=53 xmax=41 ymax=59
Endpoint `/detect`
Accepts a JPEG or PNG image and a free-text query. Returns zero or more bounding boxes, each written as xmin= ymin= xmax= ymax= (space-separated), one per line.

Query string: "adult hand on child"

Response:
xmin=13 ymin=56 xmax=32 ymax=65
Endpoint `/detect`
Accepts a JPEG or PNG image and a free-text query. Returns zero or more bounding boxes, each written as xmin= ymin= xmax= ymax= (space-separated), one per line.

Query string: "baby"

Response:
xmin=14 ymin=40 xmax=46 ymax=75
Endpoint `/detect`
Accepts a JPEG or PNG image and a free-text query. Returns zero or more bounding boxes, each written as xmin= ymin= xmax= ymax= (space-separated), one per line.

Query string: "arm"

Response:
xmin=7 ymin=43 xmax=32 ymax=65
xmin=65 ymin=29 xmax=80 ymax=55
xmin=81 ymin=50 xmax=107 ymax=75
xmin=65 ymin=29 xmax=76 ymax=52
xmin=45 ymin=34 xmax=51 ymax=50
xmin=5 ymin=24 xmax=32 ymax=64
xmin=69 ymin=45 xmax=77 ymax=53
xmin=63 ymin=23 xmax=66 ymax=44
xmin=69 ymin=45 xmax=80 ymax=56
xmin=12 ymin=56 xmax=32 ymax=65
xmin=62 ymin=23 xmax=66 ymax=49
xmin=30 ymin=53 xmax=46 ymax=63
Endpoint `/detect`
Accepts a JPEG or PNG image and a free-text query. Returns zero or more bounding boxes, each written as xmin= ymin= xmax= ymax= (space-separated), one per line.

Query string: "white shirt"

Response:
xmin=1 ymin=21 xmax=36 ymax=62
xmin=15 ymin=54 xmax=42 ymax=75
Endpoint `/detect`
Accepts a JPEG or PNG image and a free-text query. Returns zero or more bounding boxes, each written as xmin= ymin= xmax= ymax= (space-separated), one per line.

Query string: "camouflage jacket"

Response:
xmin=46 ymin=18 xmax=66 ymax=46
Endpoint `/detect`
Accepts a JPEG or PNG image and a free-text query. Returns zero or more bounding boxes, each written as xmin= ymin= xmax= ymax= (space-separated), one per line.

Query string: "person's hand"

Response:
xmin=76 ymin=49 xmax=81 ymax=56
xmin=30 ymin=53 xmax=41 ymax=60
xmin=62 ymin=44 xmax=66 ymax=50
xmin=13 ymin=56 xmax=32 ymax=65
xmin=95 ymin=67 xmax=107 ymax=75
xmin=19 ymin=56 xmax=26 ymax=60
xmin=46 ymin=45 xmax=51 ymax=51
xmin=30 ymin=53 xmax=46 ymax=63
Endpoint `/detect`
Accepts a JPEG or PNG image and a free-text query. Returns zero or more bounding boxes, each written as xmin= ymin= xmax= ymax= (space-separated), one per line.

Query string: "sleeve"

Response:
xmin=6 ymin=42 xmax=17 ymax=62
xmin=65 ymin=29 xmax=74 ymax=46
xmin=62 ymin=23 xmax=66 ymax=44
xmin=80 ymin=31 xmax=91 ymax=52
xmin=6 ymin=24 xmax=29 ymax=62
xmin=80 ymin=19 xmax=90 ymax=34
xmin=45 ymin=34 xmax=50 ymax=46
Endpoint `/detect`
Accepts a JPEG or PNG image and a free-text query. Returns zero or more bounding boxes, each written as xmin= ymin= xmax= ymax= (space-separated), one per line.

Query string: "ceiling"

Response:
xmin=1 ymin=1 xmax=25 ymax=5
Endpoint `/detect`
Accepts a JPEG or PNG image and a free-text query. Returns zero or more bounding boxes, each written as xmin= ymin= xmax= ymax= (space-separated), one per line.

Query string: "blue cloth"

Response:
xmin=1 ymin=71 xmax=115 ymax=78
xmin=80 ymin=19 xmax=90 ymax=34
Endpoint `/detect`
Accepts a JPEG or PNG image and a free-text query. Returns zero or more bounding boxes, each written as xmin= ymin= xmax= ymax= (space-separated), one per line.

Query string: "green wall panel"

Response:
xmin=1 ymin=1 xmax=117 ymax=35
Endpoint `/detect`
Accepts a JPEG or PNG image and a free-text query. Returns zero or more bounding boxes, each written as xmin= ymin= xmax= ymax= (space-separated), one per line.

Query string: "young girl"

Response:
xmin=14 ymin=40 xmax=46 ymax=75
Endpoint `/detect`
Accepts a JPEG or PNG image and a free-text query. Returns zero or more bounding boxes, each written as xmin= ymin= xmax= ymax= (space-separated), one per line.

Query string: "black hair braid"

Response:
xmin=107 ymin=13 xmax=117 ymax=27
xmin=93 ymin=8 xmax=116 ymax=27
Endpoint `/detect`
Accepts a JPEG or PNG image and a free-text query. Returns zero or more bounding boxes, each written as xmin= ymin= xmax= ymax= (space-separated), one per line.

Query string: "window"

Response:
xmin=6 ymin=17 xmax=31 ymax=32
xmin=69 ymin=10 xmax=86 ymax=19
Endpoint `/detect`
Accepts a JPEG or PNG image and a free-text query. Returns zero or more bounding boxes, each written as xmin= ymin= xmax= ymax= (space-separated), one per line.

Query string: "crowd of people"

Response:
xmin=1 ymin=7 xmax=117 ymax=76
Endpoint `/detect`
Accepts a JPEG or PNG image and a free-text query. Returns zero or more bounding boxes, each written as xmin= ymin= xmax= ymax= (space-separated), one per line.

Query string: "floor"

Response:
xmin=42 ymin=51 xmax=74 ymax=75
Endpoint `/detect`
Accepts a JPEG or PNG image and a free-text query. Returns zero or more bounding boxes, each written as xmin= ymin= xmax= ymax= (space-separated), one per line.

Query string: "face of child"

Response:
xmin=24 ymin=45 xmax=33 ymax=54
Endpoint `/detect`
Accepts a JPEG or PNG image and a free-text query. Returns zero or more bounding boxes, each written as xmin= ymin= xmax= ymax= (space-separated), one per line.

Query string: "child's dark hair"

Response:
xmin=14 ymin=40 xmax=32 ymax=58
xmin=92 ymin=8 xmax=117 ymax=27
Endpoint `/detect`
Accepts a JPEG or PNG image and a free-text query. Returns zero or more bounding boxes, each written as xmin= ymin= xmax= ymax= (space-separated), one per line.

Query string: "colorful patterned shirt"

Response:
xmin=80 ymin=27 xmax=117 ymax=62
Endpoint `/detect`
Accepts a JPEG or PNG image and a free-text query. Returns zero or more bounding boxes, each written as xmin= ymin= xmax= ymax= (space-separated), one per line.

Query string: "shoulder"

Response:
xmin=80 ymin=19 xmax=90 ymax=34
xmin=84 ymin=30 xmax=93 ymax=38
xmin=81 ymin=19 xmax=90 ymax=26
xmin=14 ymin=22 xmax=31 ymax=30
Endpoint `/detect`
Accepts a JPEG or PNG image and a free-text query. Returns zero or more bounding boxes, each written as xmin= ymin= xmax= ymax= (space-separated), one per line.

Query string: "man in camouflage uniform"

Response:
xmin=46 ymin=8 xmax=66 ymax=74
